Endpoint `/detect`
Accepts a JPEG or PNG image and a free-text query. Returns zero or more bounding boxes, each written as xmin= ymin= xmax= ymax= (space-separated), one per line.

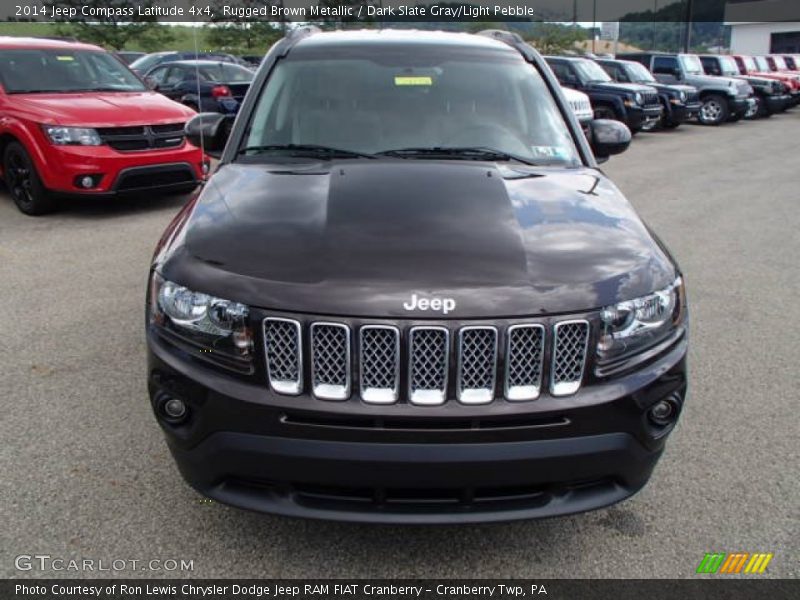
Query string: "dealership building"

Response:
xmin=726 ymin=1 xmax=800 ymax=53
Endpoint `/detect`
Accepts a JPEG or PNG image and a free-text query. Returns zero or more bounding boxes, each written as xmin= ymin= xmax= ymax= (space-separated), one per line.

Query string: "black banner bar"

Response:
xmin=2 ymin=0 xmax=800 ymax=23
xmin=3 ymin=579 xmax=799 ymax=600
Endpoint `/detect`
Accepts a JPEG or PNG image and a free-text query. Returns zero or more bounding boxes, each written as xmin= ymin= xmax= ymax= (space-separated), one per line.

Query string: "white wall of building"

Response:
xmin=729 ymin=22 xmax=800 ymax=54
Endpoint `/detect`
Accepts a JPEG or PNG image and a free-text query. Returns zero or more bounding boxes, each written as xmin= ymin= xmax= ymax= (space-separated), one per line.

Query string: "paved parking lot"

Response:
xmin=1 ymin=115 xmax=798 ymax=579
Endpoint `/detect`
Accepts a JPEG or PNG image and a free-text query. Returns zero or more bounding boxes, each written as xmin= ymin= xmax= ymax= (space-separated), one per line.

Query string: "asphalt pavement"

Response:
xmin=1 ymin=114 xmax=798 ymax=579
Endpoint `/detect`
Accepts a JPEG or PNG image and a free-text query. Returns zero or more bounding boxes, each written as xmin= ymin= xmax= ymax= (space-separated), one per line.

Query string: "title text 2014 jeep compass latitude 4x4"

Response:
xmin=146 ymin=29 xmax=689 ymax=524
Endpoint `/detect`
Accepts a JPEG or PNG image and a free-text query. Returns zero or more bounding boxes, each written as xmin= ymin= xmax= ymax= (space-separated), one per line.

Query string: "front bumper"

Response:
xmin=730 ymin=96 xmax=755 ymax=117
xmin=147 ymin=325 xmax=688 ymax=524
xmin=625 ymin=105 xmax=663 ymax=131
xmin=669 ymin=101 xmax=702 ymax=123
xmin=35 ymin=140 xmax=205 ymax=195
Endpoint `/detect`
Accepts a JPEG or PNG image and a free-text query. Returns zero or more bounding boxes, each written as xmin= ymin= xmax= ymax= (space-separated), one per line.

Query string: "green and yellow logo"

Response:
xmin=696 ymin=552 xmax=773 ymax=574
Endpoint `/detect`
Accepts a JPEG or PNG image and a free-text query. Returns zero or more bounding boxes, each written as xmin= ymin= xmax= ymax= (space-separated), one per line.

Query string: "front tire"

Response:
xmin=3 ymin=142 xmax=55 ymax=215
xmin=698 ymin=94 xmax=729 ymax=126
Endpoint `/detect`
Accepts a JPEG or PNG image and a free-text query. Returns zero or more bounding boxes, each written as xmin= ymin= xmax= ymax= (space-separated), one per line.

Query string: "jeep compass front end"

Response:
xmin=145 ymin=29 xmax=689 ymax=523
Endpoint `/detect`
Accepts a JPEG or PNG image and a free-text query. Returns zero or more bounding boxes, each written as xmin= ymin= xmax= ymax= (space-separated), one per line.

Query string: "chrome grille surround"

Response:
xmin=505 ymin=324 xmax=545 ymax=401
xmin=263 ymin=317 xmax=302 ymax=395
xmin=359 ymin=325 xmax=400 ymax=404
xmin=550 ymin=320 xmax=590 ymax=397
xmin=457 ymin=326 xmax=498 ymax=405
xmin=408 ymin=326 xmax=450 ymax=406
xmin=310 ymin=322 xmax=351 ymax=400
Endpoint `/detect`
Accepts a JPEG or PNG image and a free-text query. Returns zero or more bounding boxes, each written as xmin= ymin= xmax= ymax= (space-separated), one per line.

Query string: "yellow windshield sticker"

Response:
xmin=56 ymin=56 xmax=74 ymax=61
xmin=394 ymin=76 xmax=432 ymax=86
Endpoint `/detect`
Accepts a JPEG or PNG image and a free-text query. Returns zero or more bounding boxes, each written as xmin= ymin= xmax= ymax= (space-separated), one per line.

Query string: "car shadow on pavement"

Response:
xmin=0 ymin=183 xmax=193 ymax=220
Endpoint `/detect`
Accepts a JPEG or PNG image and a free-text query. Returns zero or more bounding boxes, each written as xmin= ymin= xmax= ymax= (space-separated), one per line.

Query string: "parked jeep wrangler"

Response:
xmin=619 ymin=52 xmax=755 ymax=125
xmin=545 ymin=56 xmax=663 ymax=132
xmin=146 ymin=29 xmax=688 ymax=524
xmin=596 ymin=58 xmax=701 ymax=129
xmin=698 ymin=54 xmax=790 ymax=117
xmin=732 ymin=54 xmax=800 ymax=107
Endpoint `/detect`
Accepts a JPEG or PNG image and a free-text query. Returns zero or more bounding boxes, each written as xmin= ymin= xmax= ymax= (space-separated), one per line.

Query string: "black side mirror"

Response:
xmin=144 ymin=76 xmax=158 ymax=90
xmin=185 ymin=113 xmax=234 ymax=158
xmin=590 ymin=119 xmax=631 ymax=162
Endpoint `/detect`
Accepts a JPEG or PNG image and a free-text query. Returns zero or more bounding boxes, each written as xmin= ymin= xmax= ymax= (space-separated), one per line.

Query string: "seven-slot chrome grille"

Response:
xmin=262 ymin=318 xmax=590 ymax=405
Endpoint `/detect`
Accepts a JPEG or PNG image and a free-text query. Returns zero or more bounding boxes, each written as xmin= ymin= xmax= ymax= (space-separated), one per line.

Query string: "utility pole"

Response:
xmin=683 ymin=0 xmax=693 ymax=53
xmin=592 ymin=0 xmax=597 ymax=54
xmin=652 ymin=0 xmax=658 ymax=50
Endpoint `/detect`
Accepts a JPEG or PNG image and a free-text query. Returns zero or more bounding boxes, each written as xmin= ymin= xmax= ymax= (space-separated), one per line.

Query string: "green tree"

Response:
xmin=43 ymin=1 xmax=175 ymax=50
xmin=205 ymin=1 xmax=283 ymax=52
xmin=524 ymin=23 xmax=586 ymax=55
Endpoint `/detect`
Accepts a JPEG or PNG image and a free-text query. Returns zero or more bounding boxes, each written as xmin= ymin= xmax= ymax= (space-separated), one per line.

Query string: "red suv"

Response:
xmin=0 ymin=37 xmax=207 ymax=215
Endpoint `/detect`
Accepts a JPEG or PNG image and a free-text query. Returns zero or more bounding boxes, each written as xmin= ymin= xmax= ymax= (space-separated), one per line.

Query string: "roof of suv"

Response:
xmin=0 ymin=36 xmax=102 ymax=52
xmin=291 ymin=29 xmax=515 ymax=53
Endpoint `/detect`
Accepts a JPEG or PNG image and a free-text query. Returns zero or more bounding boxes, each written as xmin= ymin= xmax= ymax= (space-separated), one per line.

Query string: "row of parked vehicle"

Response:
xmin=1 ymin=33 xmax=798 ymax=216
xmin=552 ymin=51 xmax=800 ymax=131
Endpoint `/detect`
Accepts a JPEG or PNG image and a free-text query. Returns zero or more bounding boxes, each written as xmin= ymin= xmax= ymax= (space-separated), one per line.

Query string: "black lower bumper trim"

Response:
xmin=169 ymin=431 xmax=660 ymax=523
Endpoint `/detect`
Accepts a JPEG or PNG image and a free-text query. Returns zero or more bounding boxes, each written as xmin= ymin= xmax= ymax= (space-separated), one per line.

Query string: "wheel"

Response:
xmin=3 ymin=142 xmax=55 ymax=215
xmin=593 ymin=106 xmax=617 ymax=121
xmin=698 ymin=94 xmax=729 ymax=125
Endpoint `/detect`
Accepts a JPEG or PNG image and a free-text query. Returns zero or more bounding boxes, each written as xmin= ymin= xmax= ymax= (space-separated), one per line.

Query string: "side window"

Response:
xmin=700 ymin=57 xmax=719 ymax=75
xmin=164 ymin=67 xmax=186 ymax=86
xmin=148 ymin=66 xmax=168 ymax=85
xmin=550 ymin=62 xmax=577 ymax=85
xmin=653 ymin=56 xmax=679 ymax=75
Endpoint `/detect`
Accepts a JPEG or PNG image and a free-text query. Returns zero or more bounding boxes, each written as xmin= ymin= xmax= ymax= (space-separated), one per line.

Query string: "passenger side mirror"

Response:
xmin=185 ymin=113 xmax=234 ymax=158
xmin=590 ymin=119 xmax=631 ymax=161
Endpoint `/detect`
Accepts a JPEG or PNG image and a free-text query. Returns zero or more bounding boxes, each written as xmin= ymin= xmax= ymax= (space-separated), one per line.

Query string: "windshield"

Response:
xmin=679 ymin=55 xmax=704 ymax=75
xmin=754 ymin=56 xmax=770 ymax=71
xmin=0 ymin=49 xmax=145 ymax=93
xmin=197 ymin=63 xmax=254 ymax=83
xmin=242 ymin=49 xmax=580 ymax=166
xmin=718 ymin=56 xmax=740 ymax=76
xmin=574 ymin=59 xmax=612 ymax=83
xmin=129 ymin=53 xmax=171 ymax=72
xmin=623 ymin=62 xmax=655 ymax=82
xmin=743 ymin=55 xmax=757 ymax=72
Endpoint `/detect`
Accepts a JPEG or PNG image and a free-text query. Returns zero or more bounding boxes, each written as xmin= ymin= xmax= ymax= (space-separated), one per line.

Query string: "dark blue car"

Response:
xmin=143 ymin=61 xmax=254 ymax=115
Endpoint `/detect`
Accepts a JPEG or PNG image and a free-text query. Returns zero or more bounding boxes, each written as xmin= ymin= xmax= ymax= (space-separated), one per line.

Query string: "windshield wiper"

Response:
xmin=238 ymin=144 xmax=375 ymax=159
xmin=376 ymin=146 xmax=542 ymax=166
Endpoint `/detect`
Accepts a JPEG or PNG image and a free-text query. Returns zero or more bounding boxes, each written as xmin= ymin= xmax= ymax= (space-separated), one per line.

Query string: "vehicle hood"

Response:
xmin=644 ymin=82 xmax=695 ymax=95
xmin=159 ymin=161 xmax=676 ymax=318
xmin=692 ymin=73 xmax=751 ymax=91
xmin=12 ymin=91 xmax=196 ymax=126
xmin=587 ymin=81 xmax=655 ymax=95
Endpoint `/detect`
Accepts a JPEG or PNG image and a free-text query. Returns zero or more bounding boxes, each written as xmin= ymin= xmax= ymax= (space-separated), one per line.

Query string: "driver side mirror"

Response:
xmin=590 ymin=119 xmax=631 ymax=162
xmin=185 ymin=113 xmax=235 ymax=158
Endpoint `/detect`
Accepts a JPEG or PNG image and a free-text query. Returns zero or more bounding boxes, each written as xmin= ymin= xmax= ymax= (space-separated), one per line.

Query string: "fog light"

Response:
xmin=648 ymin=398 xmax=677 ymax=426
xmin=80 ymin=176 xmax=94 ymax=189
xmin=162 ymin=397 xmax=187 ymax=420
xmin=201 ymin=161 xmax=210 ymax=175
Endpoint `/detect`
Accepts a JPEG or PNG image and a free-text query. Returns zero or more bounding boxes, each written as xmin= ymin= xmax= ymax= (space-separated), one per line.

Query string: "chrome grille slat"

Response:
xmin=311 ymin=323 xmax=351 ymax=400
xmin=359 ymin=326 xmax=400 ymax=404
xmin=505 ymin=324 xmax=545 ymax=401
xmin=263 ymin=318 xmax=302 ymax=395
xmin=457 ymin=326 xmax=498 ymax=405
xmin=408 ymin=326 xmax=449 ymax=406
xmin=551 ymin=320 xmax=590 ymax=397
xmin=264 ymin=318 xmax=592 ymax=403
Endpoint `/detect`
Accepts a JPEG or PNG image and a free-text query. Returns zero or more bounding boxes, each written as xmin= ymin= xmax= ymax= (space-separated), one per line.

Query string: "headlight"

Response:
xmin=634 ymin=92 xmax=643 ymax=105
xmin=679 ymin=90 xmax=687 ymax=102
xmin=597 ymin=277 xmax=686 ymax=363
xmin=43 ymin=126 xmax=102 ymax=146
xmin=149 ymin=273 xmax=253 ymax=359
